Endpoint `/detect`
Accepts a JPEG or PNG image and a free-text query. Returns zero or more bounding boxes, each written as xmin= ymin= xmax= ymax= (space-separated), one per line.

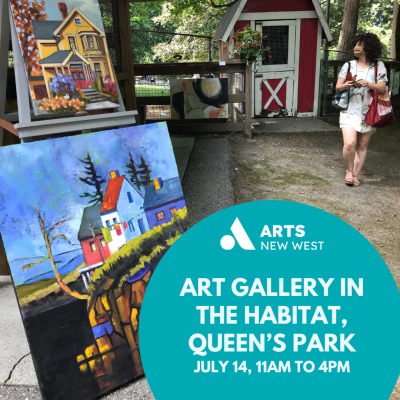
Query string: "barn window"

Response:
xmin=261 ymin=25 xmax=289 ymax=66
xmin=127 ymin=192 xmax=133 ymax=203
xmin=156 ymin=211 xmax=165 ymax=221
xmin=90 ymin=241 xmax=96 ymax=252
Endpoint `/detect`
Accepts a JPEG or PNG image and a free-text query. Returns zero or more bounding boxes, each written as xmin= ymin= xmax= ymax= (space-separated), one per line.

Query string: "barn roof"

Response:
xmin=78 ymin=204 xmax=103 ymax=241
xmin=212 ymin=0 xmax=332 ymax=42
xmin=101 ymin=176 xmax=125 ymax=213
xmin=144 ymin=177 xmax=184 ymax=211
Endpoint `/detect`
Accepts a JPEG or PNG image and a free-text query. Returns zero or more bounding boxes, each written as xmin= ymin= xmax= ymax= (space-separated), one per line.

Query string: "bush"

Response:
xmin=39 ymin=97 xmax=86 ymax=113
xmin=88 ymin=207 xmax=188 ymax=297
xmin=49 ymin=74 xmax=76 ymax=96
xmin=102 ymin=82 xmax=118 ymax=103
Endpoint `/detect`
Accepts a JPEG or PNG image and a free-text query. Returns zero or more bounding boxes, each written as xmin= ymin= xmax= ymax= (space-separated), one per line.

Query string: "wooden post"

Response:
xmin=245 ymin=62 xmax=253 ymax=138
xmin=0 ymin=0 xmax=10 ymax=147
xmin=0 ymin=233 xmax=10 ymax=276
xmin=117 ymin=0 xmax=137 ymax=112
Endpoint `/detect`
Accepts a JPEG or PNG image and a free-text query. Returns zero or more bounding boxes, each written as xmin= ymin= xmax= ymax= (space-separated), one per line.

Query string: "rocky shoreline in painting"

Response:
xmin=0 ymin=123 xmax=187 ymax=400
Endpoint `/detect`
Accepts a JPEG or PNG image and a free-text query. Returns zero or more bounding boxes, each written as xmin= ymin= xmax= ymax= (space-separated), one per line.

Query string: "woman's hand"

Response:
xmin=336 ymin=78 xmax=354 ymax=92
xmin=358 ymin=80 xmax=369 ymax=88
xmin=343 ymin=81 xmax=354 ymax=89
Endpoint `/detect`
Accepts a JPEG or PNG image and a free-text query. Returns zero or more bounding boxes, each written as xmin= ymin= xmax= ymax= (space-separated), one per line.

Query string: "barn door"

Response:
xmin=255 ymin=20 xmax=297 ymax=117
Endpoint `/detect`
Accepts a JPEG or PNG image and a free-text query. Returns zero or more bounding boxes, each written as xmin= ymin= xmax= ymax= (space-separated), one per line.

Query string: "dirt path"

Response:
xmin=230 ymin=117 xmax=400 ymax=398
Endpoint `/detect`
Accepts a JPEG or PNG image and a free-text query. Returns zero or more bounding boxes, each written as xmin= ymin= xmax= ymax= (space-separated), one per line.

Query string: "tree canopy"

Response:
xmin=152 ymin=0 xmax=226 ymax=62
xmin=321 ymin=0 xmax=393 ymax=60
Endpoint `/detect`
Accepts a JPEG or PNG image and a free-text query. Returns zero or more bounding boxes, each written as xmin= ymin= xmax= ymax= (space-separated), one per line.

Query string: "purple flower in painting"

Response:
xmin=49 ymin=74 xmax=76 ymax=96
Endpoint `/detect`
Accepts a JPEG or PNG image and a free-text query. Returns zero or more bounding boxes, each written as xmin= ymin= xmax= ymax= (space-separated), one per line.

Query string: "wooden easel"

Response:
xmin=0 ymin=0 xmax=137 ymax=144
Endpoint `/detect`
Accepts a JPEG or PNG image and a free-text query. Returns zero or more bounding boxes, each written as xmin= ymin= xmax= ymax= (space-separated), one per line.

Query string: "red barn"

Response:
xmin=213 ymin=0 xmax=333 ymax=117
xmin=78 ymin=203 xmax=111 ymax=288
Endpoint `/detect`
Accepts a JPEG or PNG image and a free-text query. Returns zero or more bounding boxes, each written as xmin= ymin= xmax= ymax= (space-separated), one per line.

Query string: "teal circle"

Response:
xmin=140 ymin=201 xmax=400 ymax=400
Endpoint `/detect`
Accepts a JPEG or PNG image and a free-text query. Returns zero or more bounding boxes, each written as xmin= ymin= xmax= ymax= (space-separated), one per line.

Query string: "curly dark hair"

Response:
xmin=352 ymin=33 xmax=382 ymax=63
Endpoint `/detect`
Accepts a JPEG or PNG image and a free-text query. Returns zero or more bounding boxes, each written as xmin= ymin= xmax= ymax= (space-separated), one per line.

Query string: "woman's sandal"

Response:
xmin=353 ymin=176 xmax=360 ymax=187
xmin=345 ymin=171 xmax=354 ymax=187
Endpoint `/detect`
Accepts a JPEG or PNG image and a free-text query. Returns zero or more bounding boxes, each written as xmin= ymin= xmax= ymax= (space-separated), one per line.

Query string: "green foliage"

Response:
xmin=130 ymin=1 xmax=179 ymax=64
xmin=320 ymin=0 xmax=393 ymax=59
xmin=152 ymin=0 xmax=227 ymax=62
xmin=88 ymin=208 xmax=188 ymax=298
xmin=135 ymin=85 xmax=170 ymax=97
xmin=93 ymin=77 xmax=103 ymax=92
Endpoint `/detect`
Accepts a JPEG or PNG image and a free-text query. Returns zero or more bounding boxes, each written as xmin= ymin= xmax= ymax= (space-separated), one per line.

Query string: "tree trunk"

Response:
xmin=336 ymin=0 xmax=361 ymax=61
xmin=391 ymin=1 xmax=399 ymax=60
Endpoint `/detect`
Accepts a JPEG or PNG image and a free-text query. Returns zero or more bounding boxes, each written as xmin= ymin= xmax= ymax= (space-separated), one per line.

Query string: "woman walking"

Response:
xmin=336 ymin=33 xmax=388 ymax=187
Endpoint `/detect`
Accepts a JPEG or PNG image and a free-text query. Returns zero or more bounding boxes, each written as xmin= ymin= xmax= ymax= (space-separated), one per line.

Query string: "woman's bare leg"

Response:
xmin=342 ymin=127 xmax=358 ymax=183
xmin=353 ymin=130 xmax=373 ymax=185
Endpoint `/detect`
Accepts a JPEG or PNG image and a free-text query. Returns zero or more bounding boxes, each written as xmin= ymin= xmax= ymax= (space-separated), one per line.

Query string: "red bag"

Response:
xmin=365 ymin=63 xmax=395 ymax=128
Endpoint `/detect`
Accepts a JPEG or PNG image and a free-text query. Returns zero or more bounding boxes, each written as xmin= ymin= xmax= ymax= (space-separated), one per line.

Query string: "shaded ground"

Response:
xmin=230 ymin=115 xmax=400 ymax=399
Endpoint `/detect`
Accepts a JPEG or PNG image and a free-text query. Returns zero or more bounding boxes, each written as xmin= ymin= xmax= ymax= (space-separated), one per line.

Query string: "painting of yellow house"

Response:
xmin=9 ymin=0 xmax=120 ymax=115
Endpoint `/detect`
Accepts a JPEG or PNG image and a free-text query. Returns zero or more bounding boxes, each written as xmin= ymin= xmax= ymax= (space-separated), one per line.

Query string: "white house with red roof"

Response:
xmin=100 ymin=170 xmax=149 ymax=254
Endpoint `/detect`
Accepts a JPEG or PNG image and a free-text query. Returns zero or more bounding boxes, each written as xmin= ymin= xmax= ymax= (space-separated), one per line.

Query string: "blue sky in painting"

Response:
xmin=0 ymin=123 xmax=178 ymax=262
xmin=43 ymin=0 xmax=104 ymax=30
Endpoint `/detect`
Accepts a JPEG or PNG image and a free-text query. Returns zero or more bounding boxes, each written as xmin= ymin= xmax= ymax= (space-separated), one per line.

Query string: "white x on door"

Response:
xmin=255 ymin=20 xmax=297 ymax=117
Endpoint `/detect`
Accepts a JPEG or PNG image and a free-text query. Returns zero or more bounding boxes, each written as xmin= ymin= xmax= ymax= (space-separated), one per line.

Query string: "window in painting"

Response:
xmin=156 ymin=211 xmax=165 ymax=221
xmin=74 ymin=17 xmax=82 ymax=25
xmin=90 ymin=241 xmax=96 ymax=252
xmin=81 ymin=36 xmax=86 ymax=50
xmin=68 ymin=36 xmax=76 ymax=50
xmin=87 ymin=36 xmax=95 ymax=49
xmin=113 ymin=217 xmax=117 ymax=224
xmin=72 ymin=72 xmax=78 ymax=80
xmin=100 ymin=239 xmax=106 ymax=248
xmin=94 ymin=63 xmax=103 ymax=79
xmin=170 ymin=207 xmax=177 ymax=217
xmin=106 ymin=220 xmax=111 ymax=227
xmin=127 ymin=192 xmax=133 ymax=203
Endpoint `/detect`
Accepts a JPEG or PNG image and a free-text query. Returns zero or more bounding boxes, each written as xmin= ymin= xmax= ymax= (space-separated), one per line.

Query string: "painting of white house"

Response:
xmin=0 ymin=122 xmax=188 ymax=400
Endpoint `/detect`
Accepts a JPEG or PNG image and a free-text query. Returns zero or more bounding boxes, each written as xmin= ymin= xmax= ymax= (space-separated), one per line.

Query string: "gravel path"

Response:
xmin=230 ymin=116 xmax=400 ymax=399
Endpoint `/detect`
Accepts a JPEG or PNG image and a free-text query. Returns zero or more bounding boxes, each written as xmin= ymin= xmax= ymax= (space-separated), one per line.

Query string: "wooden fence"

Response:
xmin=120 ymin=61 xmax=253 ymax=137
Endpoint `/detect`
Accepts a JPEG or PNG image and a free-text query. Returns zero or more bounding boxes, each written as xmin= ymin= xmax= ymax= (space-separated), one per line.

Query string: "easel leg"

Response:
xmin=0 ymin=0 xmax=10 ymax=146
xmin=9 ymin=5 xmax=33 ymax=142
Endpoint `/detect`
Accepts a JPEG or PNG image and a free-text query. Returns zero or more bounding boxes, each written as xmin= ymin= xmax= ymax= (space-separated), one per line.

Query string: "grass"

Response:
xmin=135 ymin=85 xmax=170 ymax=97
xmin=17 ymin=263 xmax=85 ymax=307
xmin=88 ymin=208 xmax=188 ymax=294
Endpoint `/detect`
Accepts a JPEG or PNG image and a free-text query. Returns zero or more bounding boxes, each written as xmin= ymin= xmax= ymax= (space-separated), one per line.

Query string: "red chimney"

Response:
xmin=58 ymin=3 xmax=68 ymax=20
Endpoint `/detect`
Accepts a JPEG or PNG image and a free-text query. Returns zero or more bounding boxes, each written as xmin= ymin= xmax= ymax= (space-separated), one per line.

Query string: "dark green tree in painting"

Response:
xmin=138 ymin=155 xmax=152 ymax=186
xmin=126 ymin=152 xmax=142 ymax=189
xmin=79 ymin=151 xmax=106 ymax=204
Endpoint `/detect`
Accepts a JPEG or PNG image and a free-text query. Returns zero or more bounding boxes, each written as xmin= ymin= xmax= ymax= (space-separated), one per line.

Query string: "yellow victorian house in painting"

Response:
xmin=29 ymin=2 xmax=116 ymax=103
